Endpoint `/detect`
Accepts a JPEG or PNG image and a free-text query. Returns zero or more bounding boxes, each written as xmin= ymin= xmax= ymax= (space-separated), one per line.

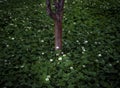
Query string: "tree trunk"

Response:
xmin=54 ymin=20 xmax=62 ymax=50
xmin=46 ymin=0 xmax=64 ymax=50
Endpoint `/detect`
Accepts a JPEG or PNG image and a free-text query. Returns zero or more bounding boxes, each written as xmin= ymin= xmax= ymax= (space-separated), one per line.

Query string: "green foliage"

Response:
xmin=0 ymin=0 xmax=120 ymax=88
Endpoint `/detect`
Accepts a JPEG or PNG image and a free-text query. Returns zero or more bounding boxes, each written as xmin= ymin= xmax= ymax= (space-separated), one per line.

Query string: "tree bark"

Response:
xmin=55 ymin=20 xmax=62 ymax=50
xmin=46 ymin=0 xmax=64 ymax=50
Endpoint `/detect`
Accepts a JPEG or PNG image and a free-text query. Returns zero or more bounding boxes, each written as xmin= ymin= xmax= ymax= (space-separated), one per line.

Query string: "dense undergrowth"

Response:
xmin=0 ymin=0 xmax=120 ymax=88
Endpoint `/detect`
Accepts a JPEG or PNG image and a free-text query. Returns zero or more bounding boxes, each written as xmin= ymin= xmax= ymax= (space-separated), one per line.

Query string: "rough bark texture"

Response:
xmin=46 ymin=0 xmax=64 ymax=50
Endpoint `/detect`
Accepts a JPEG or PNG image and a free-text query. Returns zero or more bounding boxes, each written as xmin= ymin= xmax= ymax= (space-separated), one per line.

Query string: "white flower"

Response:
xmin=56 ymin=46 xmax=59 ymax=49
xmin=27 ymin=27 xmax=31 ymax=29
xmin=82 ymin=46 xmax=86 ymax=51
xmin=72 ymin=1 xmax=75 ymax=4
xmin=98 ymin=54 xmax=102 ymax=57
xmin=12 ymin=55 xmax=14 ymax=57
xmin=11 ymin=37 xmax=15 ymax=40
xmin=109 ymin=63 xmax=112 ymax=67
xmin=84 ymin=40 xmax=88 ymax=44
xmin=65 ymin=0 xmax=67 ymax=3
xmin=38 ymin=30 xmax=40 ymax=32
xmin=61 ymin=52 xmax=64 ymax=54
xmin=45 ymin=75 xmax=50 ymax=81
xmin=73 ymin=22 xmax=76 ymax=25
xmin=82 ymin=65 xmax=86 ymax=68
xmin=82 ymin=51 xmax=85 ymax=54
xmin=6 ymin=44 xmax=9 ymax=47
xmin=42 ymin=52 xmax=44 ymax=55
xmin=41 ymin=40 xmax=44 ymax=42
xmin=45 ymin=78 xmax=49 ymax=81
xmin=58 ymin=57 xmax=62 ymax=61
xmin=68 ymin=31 xmax=71 ymax=33
xmin=20 ymin=65 xmax=24 ymax=68
xmin=76 ymin=40 xmax=79 ymax=43
xmin=116 ymin=60 xmax=119 ymax=63
xmin=70 ymin=66 xmax=74 ymax=70
xmin=65 ymin=42 xmax=67 ymax=45
xmin=50 ymin=59 xmax=53 ymax=62
xmin=63 ymin=54 xmax=66 ymax=57
xmin=95 ymin=42 xmax=98 ymax=44
xmin=4 ymin=60 xmax=7 ymax=62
